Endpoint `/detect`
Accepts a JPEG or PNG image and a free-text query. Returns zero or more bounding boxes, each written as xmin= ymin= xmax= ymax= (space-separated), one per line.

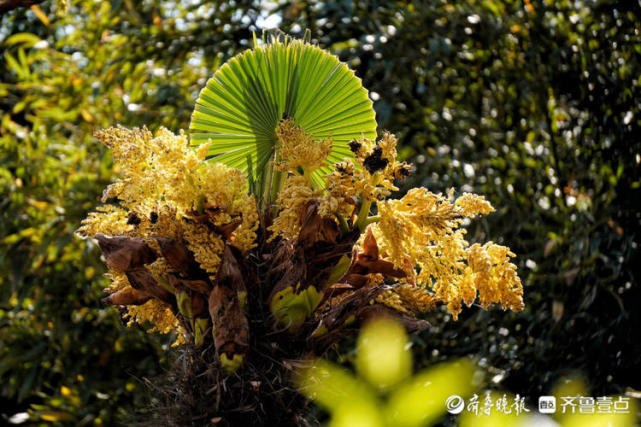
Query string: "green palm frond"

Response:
xmin=189 ymin=33 xmax=377 ymax=197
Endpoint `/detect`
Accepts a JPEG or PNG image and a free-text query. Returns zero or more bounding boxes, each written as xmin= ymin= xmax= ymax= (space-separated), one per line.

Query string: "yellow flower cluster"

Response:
xmin=269 ymin=124 xmax=413 ymax=241
xmin=346 ymin=132 xmax=412 ymax=202
xmin=371 ymin=188 xmax=523 ymax=320
xmin=317 ymin=160 xmax=361 ymax=219
xmin=81 ymin=126 xmax=258 ymax=251
xmin=466 ymin=243 xmax=524 ymax=312
xmin=183 ymin=222 xmax=225 ymax=277
xmin=394 ymin=284 xmax=439 ymax=313
xmin=316 ymin=132 xmax=411 ymax=230
xmin=374 ymin=284 xmax=438 ymax=315
xmin=78 ymin=126 xmax=259 ymax=334
xmin=126 ymin=299 xmax=186 ymax=345
xmin=145 ymin=257 xmax=172 ymax=280
xmin=455 ymin=192 xmax=496 ymax=217
xmin=269 ymin=175 xmax=321 ymax=241
xmin=372 ymin=188 xmax=467 ymax=274
xmin=79 ymin=205 xmax=130 ymax=237
xmin=275 ymin=118 xmax=332 ymax=173
xmin=104 ymin=270 xmax=130 ymax=293
xmin=269 ymin=119 xmax=349 ymax=240
xmin=375 ymin=289 xmax=412 ymax=315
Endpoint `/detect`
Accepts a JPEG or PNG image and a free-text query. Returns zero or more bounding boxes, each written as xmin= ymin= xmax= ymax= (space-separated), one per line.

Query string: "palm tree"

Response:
xmin=79 ymin=33 xmax=523 ymax=425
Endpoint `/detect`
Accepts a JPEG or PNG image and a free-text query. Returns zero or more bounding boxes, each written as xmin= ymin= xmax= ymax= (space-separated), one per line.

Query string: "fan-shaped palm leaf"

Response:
xmin=189 ymin=34 xmax=377 ymax=196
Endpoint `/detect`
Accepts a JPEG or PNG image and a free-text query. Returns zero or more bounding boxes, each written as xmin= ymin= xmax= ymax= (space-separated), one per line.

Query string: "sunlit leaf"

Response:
xmin=356 ymin=317 xmax=412 ymax=391
xmin=189 ymin=34 xmax=377 ymax=193
xmin=384 ymin=359 xmax=478 ymax=427
xmin=296 ymin=359 xmax=378 ymax=412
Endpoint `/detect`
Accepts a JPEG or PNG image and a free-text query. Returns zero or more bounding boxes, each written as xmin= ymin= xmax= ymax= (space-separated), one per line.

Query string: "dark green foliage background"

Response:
xmin=1 ymin=0 xmax=640 ymax=423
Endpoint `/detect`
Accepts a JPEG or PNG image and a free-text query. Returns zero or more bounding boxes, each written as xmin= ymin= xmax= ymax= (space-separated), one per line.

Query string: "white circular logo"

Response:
xmin=446 ymin=395 xmax=465 ymax=414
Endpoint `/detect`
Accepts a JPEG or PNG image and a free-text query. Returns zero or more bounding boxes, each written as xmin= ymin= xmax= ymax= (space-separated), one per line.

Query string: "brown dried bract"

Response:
xmin=125 ymin=269 xmax=174 ymax=305
xmin=209 ymin=284 xmax=249 ymax=358
xmin=208 ymin=245 xmax=250 ymax=358
xmin=339 ymin=228 xmax=406 ymax=287
xmin=168 ymin=274 xmax=211 ymax=294
xmin=95 ymin=234 xmax=157 ymax=270
xmin=154 ymin=235 xmax=203 ymax=278
xmin=102 ymin=287 xmax=151 ymax=306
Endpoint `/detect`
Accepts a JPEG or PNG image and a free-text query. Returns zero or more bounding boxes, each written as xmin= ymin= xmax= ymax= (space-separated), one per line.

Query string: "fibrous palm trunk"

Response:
xmin=98 ymin=204 xmax=428 ymax=426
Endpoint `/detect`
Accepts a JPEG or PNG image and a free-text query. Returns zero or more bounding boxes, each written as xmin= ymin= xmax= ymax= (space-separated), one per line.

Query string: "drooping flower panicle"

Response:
xmin=78 ymin=127 xmax=258 ymax=351
xmin=266 ymin=120 xmax=523 ymax=321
